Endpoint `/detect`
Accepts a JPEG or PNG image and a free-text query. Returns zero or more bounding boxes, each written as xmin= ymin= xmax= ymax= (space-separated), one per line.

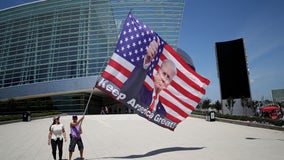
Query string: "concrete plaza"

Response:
xmin=0 ymin=114 xmax=283 ymax=160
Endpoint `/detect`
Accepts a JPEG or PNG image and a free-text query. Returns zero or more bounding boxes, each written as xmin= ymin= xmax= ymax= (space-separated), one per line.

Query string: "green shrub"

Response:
xmin=0 ymin=111 xmax=61 ymax=122
xmin=192 ymin=111 xmax=284 ymax=126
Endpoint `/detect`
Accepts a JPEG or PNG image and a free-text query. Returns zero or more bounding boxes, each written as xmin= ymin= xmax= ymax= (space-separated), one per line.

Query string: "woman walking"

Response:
xmin=48 ymin=116 xmax=67 ymax=160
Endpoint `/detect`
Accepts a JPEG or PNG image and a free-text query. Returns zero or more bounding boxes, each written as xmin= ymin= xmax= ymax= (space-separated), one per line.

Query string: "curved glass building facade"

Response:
xmin=0 ymin=0 xmax=184 ymax=112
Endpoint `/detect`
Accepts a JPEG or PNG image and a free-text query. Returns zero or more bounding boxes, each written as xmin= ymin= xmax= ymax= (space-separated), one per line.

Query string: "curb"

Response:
xmin=2 ymin=113 xmax=284 ymax=131
xmin=190 ymin=114 xmax=284 ymax=131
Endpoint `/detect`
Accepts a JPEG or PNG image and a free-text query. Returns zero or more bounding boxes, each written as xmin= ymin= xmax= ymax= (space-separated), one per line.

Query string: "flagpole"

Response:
xmin=83 ymin=87 xmax=95 ymax=115
xmin=79 ymin=87 xmax=94 ymax=126
xmin=80 ymin=52 xmax=111 ymax=126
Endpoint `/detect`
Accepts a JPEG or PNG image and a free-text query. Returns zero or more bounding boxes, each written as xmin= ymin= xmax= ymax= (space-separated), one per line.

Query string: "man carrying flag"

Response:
xmin=95 ymin=13 xmax=210 ymax=130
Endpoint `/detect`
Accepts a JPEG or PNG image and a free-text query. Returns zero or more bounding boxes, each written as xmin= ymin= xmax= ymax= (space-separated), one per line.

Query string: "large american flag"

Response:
xmin=96 ymin=13 xmax=210 ymax=130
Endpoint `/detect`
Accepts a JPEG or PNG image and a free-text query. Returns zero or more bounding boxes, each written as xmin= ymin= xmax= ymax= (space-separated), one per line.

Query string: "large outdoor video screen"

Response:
xmin=215 ymin=38 xmax=251 ymax=99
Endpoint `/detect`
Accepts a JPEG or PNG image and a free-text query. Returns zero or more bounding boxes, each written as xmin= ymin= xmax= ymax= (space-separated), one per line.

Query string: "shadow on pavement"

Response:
xmin=246 ymin=137 xmax=284 ymax=141
xmin=103 ymin=146 xmax=205 ymax=159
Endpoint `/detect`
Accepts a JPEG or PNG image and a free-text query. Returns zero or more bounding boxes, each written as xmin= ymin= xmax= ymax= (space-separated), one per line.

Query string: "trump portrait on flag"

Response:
xmin=121 ymin=37 xmax=177 ymax=118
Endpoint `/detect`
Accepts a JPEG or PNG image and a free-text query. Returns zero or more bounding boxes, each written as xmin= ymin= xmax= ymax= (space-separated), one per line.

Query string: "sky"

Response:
xmin=1 ymin=0 xmax=284 ymax=102
xmin=179 ymin=0 xmax=284 ymax=102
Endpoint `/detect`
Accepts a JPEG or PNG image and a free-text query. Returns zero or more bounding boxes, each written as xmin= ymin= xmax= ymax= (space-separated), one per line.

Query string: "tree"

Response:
xmin=212 ymin=100 xmax=222 ymax=113
xmin=201 ymin=99 xmax=211 ymax=110
xmin=241 ymin=96 xmax=251 ymax=115
xmin=226 ymin=97 xmax=235 ymax=115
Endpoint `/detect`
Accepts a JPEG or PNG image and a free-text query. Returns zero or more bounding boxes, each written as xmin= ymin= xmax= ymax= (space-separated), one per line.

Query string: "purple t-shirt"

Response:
xmin=70 ymin=125 xmax=81 ymax=138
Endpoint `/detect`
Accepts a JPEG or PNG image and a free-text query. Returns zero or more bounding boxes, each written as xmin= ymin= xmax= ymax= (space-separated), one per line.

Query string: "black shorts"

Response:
xmin=69 ymin=137 xmax=84 ymax=152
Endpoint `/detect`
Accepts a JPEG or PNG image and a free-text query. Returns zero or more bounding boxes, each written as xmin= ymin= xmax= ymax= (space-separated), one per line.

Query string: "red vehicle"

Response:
xmin=259 ymin=105 xmax=282 ymax=119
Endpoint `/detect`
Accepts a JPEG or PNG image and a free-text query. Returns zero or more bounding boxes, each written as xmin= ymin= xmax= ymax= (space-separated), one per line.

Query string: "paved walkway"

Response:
xmin=0 ymin=114 xmax=284 ymax=160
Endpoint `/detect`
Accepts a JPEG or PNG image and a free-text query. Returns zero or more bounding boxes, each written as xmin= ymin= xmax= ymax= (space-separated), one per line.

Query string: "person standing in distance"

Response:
xmin=48 ymin=116 xmax=67 ymax=160
xmin=69 ymin=115 xmax=84 ymax=160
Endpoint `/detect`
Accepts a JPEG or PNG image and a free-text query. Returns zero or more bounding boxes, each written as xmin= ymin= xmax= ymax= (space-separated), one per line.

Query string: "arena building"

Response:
xmin=0 ymin=0 xmax=185 ymax=113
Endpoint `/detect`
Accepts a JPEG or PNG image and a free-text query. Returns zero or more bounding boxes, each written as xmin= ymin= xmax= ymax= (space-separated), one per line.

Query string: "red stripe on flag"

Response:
xmin=177 ymin=70 xmax=206 ymax=94
xmin=165 ymin=113 xmax=182 ymax=123
xmin=164 ymin=45 xmax=210 ymax=85
xmin=108 ymin=59 xmax=132 ymax=77
xmin=159 ymin=54 xmax=167 ymax=61
xmin=101 ymin=71 xmax=124 ymax=88
xmin=170 ymin=80 xmax=201 ymax=103
xmin=164 ymin=89 xmax=195 ymax=111
xmin=160 ymin=96 xmax=188 ymax=118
